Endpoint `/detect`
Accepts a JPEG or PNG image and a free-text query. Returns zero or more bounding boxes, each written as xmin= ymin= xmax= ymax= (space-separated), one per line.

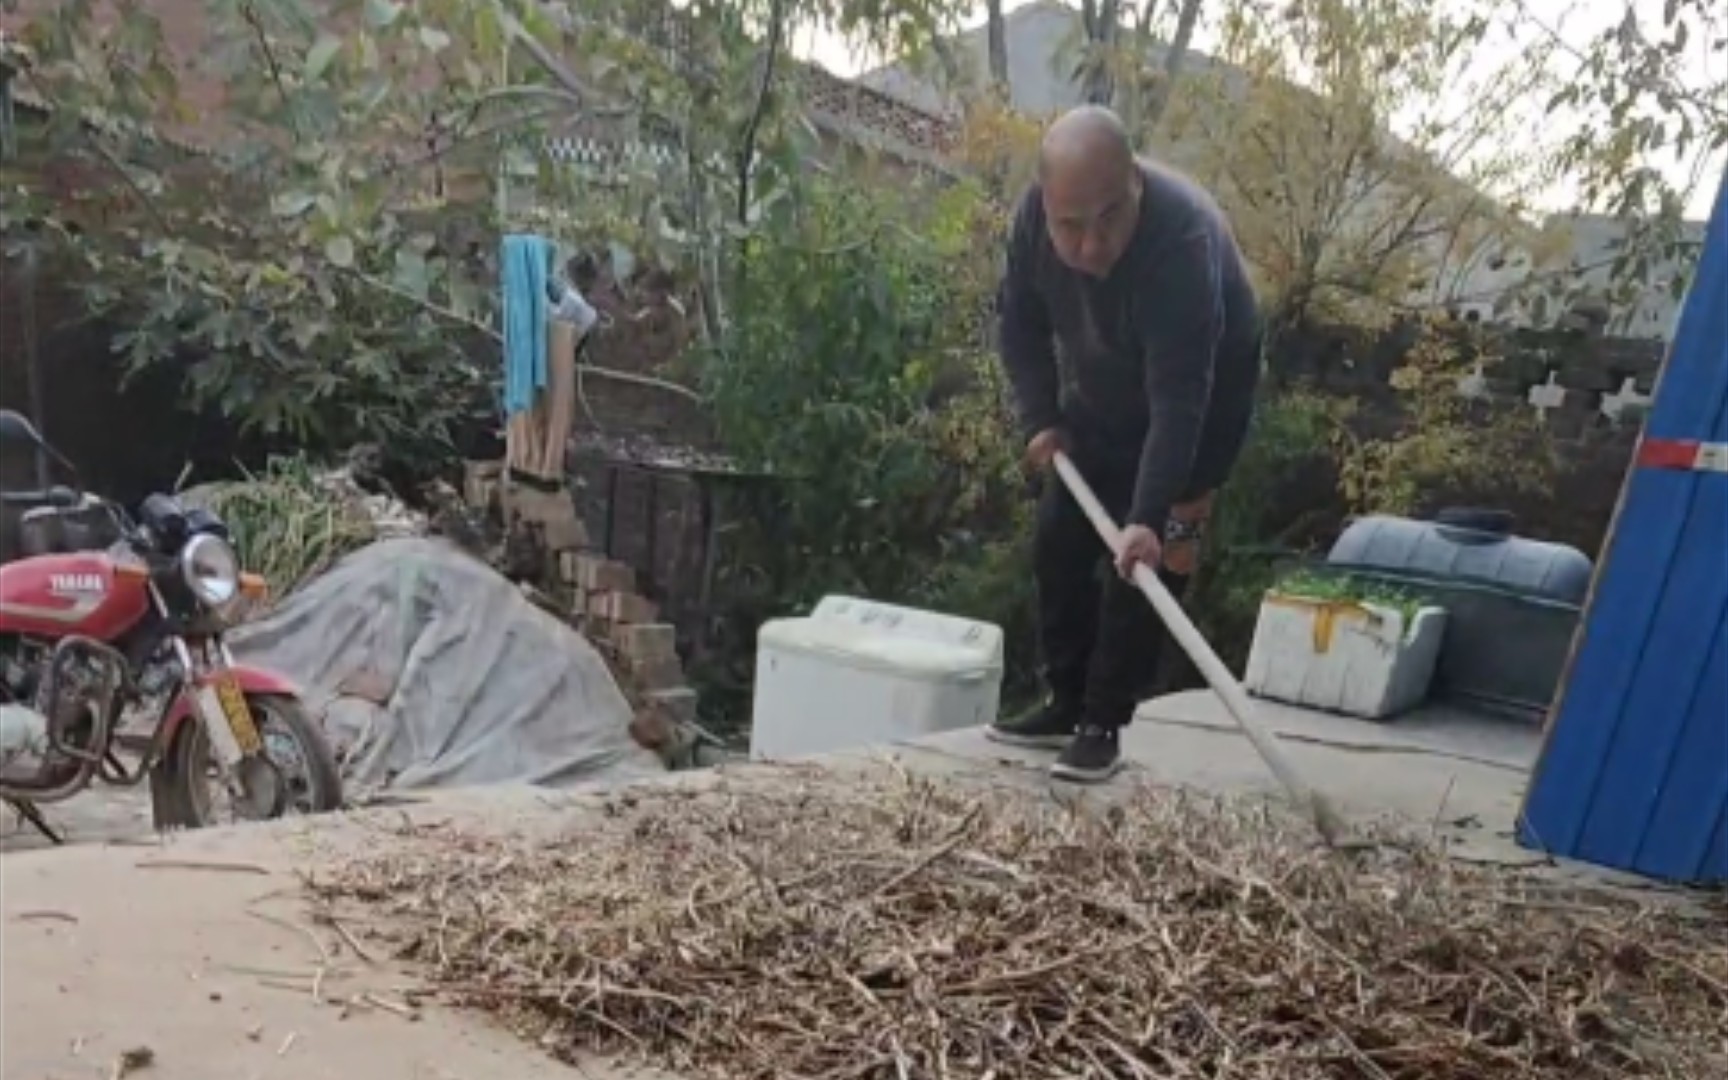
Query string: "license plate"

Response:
xmin=212 ymin=675 xmax=263 ymax=756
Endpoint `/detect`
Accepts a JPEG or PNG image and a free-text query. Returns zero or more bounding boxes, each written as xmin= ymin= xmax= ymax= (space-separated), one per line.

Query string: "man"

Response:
xmin=987 ymin=105 xmax=1262 ymax=783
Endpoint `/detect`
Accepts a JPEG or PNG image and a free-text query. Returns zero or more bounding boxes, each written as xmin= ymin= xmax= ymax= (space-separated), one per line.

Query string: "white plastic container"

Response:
xmin=1243 ymin=593 xmax=1447 ymax=720
xmin=750 ymin=596 xmax=1004 ymax=761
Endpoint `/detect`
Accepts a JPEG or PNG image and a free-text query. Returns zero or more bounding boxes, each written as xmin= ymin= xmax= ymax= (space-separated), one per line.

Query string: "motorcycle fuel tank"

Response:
xmin=0 ymin=552 xmax=152 ymax=642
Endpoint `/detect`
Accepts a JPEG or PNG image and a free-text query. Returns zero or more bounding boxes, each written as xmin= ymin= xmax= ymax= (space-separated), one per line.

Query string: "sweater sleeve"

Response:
xmin=1126 ymin=223 xmax=1224 ymax=529
xmin=998 ymin=196 xmax=1063 ymax=439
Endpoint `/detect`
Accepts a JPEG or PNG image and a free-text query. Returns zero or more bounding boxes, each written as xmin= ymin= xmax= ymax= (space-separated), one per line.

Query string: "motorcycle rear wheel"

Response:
xmin=151 ymin=693 xmax=343 ymax=831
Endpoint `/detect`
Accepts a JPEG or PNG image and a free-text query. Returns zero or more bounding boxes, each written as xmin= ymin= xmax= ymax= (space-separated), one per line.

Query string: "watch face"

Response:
xmin=1166 ymin=517 xmax=1202 ymax=542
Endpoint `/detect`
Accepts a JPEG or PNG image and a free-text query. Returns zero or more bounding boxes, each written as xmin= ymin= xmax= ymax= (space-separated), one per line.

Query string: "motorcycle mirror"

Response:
xmin=0 ymin=409 xmax=81 ymax=484
xmin=0 ymin=409 xmax=45 ymax=446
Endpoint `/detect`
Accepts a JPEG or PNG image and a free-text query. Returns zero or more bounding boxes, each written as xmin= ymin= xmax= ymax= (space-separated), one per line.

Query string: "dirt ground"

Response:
xmin=0 ymin=783 xmax=695 ymax=1080
xmin=2 ymin=775 xmax=155 ymax=854
xmin=0 ymin=693 xmax=1654 ymax=1079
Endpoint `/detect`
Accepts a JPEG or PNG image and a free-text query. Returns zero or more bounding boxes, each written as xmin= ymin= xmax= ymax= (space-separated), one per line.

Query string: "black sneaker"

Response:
xmin=986 ymin=700 xmax=1080 ymax=750
xmin=1050 ymin=725 xmax=1124 ymax=783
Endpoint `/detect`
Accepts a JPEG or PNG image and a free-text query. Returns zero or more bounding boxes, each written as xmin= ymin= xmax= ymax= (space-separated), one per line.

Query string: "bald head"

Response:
xmin=1039 ymin=105 xmax=1135 ymax=185
xmin=1036 ymin=106 xmax=1143 ymax=278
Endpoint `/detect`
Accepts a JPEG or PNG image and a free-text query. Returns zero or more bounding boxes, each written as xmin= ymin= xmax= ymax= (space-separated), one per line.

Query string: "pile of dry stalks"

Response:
xmin=315 ymin=770 xmax=1727 ymax=1079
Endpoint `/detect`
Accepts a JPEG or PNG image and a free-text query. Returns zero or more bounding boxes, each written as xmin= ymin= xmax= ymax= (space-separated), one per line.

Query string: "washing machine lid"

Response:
xmin=759 ymin=617 xmax=1001 ymax=681
xmin=808 ymin=595 xmax=1005 ymax=664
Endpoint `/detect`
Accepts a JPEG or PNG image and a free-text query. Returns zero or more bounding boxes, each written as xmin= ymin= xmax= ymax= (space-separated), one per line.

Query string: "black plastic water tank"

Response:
xmin=1324 ymin=509 xmax=1595 ymax=720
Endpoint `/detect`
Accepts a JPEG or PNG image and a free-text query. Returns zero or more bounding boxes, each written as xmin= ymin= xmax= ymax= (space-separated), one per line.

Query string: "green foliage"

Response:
xmin=1273 ymin=568 xmax=1426 ymax=629
xmin=1334 ymin=326 xmax=1557 ymax=517
xmin=1167 ymin=0 xmax=1559 ymax=340
xmin=1524 ymin=0 xmax=1725 ymax=317
xmin=4 ymin=0 xmax=971 ymax=473
xmin=688 ymin=174 xmax=1033 ymax=720
xmin=1186 ymin=389 xmax=1343 ymax=673
xmin=699 ymin=177 xmax=1020 ymax=602
xmin=8 ymin=0 xmax=529 ymax=467
xmin=193 ymin=454 xmax=377 ymax=601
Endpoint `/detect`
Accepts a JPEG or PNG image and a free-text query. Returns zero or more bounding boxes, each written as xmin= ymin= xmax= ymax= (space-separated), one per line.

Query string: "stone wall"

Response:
xmin=1274 ymin=321 xmax=1661 ymax=555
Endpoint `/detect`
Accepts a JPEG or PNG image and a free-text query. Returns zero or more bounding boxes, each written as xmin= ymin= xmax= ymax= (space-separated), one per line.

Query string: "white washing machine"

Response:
xmin=749 ymin=595 xmax=1004 ymax=761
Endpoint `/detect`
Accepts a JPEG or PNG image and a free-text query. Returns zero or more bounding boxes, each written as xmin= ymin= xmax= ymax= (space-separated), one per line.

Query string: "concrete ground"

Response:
xmin=0 ymin=691 xmax=1584 ymax=1079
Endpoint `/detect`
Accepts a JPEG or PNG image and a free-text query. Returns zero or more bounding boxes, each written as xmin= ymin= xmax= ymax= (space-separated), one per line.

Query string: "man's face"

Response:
xmin=1041 ymin=162 xmax=1140 ymax=279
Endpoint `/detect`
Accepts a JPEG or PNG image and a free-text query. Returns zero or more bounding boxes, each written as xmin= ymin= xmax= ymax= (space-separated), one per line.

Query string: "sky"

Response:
xmin=791 ymin=0 xmax=1726 ymax=221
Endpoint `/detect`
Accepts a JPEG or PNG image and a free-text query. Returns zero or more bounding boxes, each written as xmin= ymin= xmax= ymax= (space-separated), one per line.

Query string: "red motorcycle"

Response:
xmin=0 ymin=410 xmax=341 ymax=841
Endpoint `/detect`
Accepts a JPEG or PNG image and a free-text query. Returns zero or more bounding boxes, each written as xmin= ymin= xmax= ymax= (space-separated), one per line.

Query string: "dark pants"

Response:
xmin=1034 ymin=447 xmax=1188 ymax=731
xmin=1034 ymin=354 xmax=1259 ymax=730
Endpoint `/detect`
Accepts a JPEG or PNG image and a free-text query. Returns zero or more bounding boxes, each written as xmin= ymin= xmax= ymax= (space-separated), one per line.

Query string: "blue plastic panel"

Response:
xmin=1519 ymin=169 xmax=1728 ymax=884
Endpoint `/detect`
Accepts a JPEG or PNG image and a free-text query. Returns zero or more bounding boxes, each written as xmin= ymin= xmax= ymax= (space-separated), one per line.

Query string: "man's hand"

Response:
xmin=1024 ymin=427 xmax=1064 ymax=472
xmin=1115 ymin=524 xmax=1162 ymax=580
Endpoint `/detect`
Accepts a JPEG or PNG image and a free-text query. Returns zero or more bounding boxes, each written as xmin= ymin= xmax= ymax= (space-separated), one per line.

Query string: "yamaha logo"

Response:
xmin=48 ymin=573 xmax=106 ymax=596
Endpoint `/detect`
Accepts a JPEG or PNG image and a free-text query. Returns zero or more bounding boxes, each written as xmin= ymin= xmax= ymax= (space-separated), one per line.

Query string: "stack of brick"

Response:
xmin=560 ymin=552 xmax=701 ymax=757
xmin=462 ymin=461 xmax=702 ymax=760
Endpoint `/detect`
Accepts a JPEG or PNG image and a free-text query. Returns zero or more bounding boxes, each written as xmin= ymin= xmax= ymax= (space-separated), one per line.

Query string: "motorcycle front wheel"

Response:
xmin=150 ymin=693 xmax=343 ymax=831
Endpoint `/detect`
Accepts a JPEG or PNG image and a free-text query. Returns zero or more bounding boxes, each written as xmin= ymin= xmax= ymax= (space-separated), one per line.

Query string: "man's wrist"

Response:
xmin=1125 ymin=505 xmax=1164 ymax=531
xmin=1021 ymin=412 xmax=1062 ymax=441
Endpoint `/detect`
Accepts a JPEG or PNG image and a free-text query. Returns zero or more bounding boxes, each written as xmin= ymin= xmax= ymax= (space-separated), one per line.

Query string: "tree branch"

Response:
xmin=1508 ymin=0 xmax=1728 ymax=123
xmin=577 ymin=362 xmax=702 ymax=403
xmin=23 ymin=68 xmax=175 ymax=235
xmin=487 ymin=0 xmax=605 ymax=107
xmin=346 ymin=267 xmax=702 ymax=404
xmin=388 ymin=103 xmax=564 ymax=174
xmin=736 ymin=0 xmax=786 ymax=226
xmin=1143 ymin=0 xmax=1205 ymax=133
xmin=239 ymin=2 xmax=298 ymax=137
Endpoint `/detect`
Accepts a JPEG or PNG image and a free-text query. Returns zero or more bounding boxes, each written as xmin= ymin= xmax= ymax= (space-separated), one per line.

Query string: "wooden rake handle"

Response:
xmin=1051 ymin=451 xmax=1349 ymax=848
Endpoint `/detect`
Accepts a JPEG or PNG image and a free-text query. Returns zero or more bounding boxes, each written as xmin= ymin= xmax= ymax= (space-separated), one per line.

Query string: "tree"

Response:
xmin=984 ymin=0 xmax=1009 ymax=97
xmin=1331 ymin=322 xmax=1557 ymax=517
xmin=1141 ymin=0 xmax=1204 ymax=134
xmin=2 ymin=0 xmax=968 ymax=467
xmin=1521 ymin=0 xmax=1726 ymax=321
xmin=1161 ymin=0 xmax=1561 ymax=356
xmin=1076 ymin=0 xmax=1124 ymax=106
xmin=1054 ymin=1 xmax=1208 ymax=140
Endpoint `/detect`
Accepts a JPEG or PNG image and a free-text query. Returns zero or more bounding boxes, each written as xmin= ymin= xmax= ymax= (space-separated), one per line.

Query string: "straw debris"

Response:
xmin=314 ymin=770 xmax=1727 ymax=1079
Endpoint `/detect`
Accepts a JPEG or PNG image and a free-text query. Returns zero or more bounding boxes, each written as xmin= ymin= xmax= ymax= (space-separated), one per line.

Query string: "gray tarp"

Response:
xmin=229 ymin=538 xmax=664 ymax=793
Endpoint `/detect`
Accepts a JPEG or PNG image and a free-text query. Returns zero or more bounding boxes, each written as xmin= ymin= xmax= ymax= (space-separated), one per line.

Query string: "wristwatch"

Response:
xmin=1165 ymin=514 xmax=1206 ymax=544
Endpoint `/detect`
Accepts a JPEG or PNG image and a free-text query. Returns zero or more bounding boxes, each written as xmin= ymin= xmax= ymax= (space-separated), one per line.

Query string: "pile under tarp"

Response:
xmin=230 ymin=538 xmax=664 ymax=793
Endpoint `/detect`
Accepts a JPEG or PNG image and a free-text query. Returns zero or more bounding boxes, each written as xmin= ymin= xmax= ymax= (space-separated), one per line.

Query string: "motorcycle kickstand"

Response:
xmin=4 ymin=798 xmax=64 ymax=845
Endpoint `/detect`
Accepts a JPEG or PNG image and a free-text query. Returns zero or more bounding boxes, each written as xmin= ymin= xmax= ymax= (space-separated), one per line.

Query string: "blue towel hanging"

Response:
xmin=501 ymin=233 xmax=554 ymax=416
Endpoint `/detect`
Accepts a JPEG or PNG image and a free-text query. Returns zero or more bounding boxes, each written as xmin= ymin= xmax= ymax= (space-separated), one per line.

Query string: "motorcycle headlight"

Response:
xmin=181 ymin=533 xmax=241 ymax=609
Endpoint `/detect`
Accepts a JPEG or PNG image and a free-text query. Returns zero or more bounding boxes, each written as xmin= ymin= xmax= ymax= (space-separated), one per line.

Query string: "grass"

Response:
xmin=1273 ymin=567 xmax=1429 ymax=628
xmin=194 ymin=455 xmax=377 ymax=601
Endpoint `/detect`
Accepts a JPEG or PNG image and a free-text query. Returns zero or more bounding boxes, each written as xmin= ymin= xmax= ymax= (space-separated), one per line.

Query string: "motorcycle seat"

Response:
xmin=0 ymin=489 xmax=102 ymax=563
xmin=0 ymin=488 xmax=81 ymax=508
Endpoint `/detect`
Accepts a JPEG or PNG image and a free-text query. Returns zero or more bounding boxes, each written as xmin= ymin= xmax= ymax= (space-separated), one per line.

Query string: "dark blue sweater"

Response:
xmin=999 ymin=160 xmax=1262 ymax=527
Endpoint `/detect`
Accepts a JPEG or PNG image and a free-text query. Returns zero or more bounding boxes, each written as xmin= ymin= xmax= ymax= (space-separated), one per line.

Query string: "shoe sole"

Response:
xmin=1049 ymin=758 xmax=1126 ymax=783
xmin=984 ymin=727 xmax=1074 ymax=750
